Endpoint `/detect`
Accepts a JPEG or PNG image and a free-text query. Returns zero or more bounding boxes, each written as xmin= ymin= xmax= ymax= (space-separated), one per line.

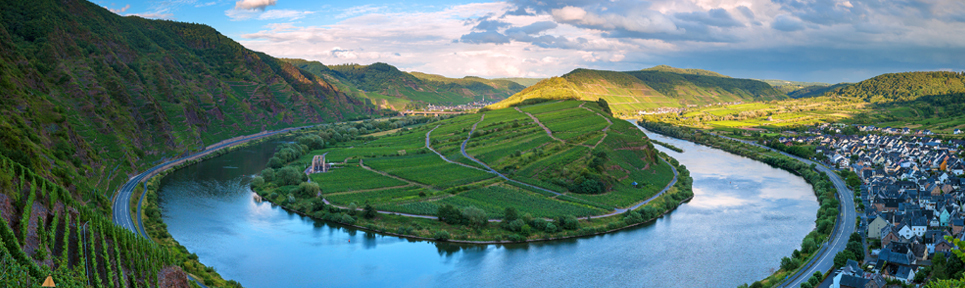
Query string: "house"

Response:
xmin=955 ymin=129 xmax=962 ymax=135
xmin=908 ymin=216 xmax=928 ymax=237
xmin=831 ymin=260 xmax=870 ymax=288
xmin=875 ymin=242 xmax=918 ymax=283
xmin=867 ymin=216 xmax=889 ymax=239
xmin=940 ymin=207 xmax=953 ymax=227
xmin=936 ymin=239 xmax=954 ymax=253
xmin=881 ymin=225 xmax=902 ymax=247
xmin=953 ymin=218 xmax=965 ymax=235
xmin=864 ymin=274 xmax=887 ymax=288
xmin=897 ymin=223 xmax=915 ymax=239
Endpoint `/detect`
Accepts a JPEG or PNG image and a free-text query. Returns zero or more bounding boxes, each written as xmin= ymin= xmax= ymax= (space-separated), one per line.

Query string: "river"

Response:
xmin=157 ymin=126 xmax=818 ymax=288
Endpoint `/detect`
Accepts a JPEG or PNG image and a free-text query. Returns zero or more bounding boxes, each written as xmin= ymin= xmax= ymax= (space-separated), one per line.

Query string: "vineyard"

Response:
xmin=310 ymin=164 xmax=408 ymax=194
xmin=0 ymin=155 xmax=179 ymax=287
xmin=252 ymin=100 xmax=675 ymax=223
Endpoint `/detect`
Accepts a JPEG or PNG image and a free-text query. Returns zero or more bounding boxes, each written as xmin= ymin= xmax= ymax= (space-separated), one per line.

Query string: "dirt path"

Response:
xmin=579 ymin=102 xmax=613 ymax=148
xmin=588 ymin=157 xmax=679 ymax=218
xmin=358 ymin=159 xmax=432 ymax=189
xmin=515 ymin=107 xmax=565 ymax=143
xmin=459 ymin=114 xmax=563 ymax=197
xmin=425 ymin=125 xmax=488 ymax=171
xmin=324 ymin=184 xmax=414 ymax=196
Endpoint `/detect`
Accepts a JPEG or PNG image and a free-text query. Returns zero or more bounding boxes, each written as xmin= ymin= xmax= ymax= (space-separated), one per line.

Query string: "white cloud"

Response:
xmin=258 ymin=9 xmax=314 ymax=20
xmin=226 ymin=8 xmax=312 ymax=21
xmin=232 ymin=0 xmax=965 ymax=81
xmin=235 ymin=0 xmax=276 ymax=11
xmin=108 ymin=4 xmax=131 ymax=14
xmin=128 ymin=11 xmax=175 ymax=20
xmin=551 ymin=6 xmax=586 ymax=22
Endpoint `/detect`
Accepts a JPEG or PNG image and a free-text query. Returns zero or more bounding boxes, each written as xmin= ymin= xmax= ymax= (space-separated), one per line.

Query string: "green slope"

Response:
xmin=641 ymin=65 xmax=729 ymax=77
xmin=825 ymin=71 xmax=965 ymax=103
xmin=283 ymin=59 xmax=526 ymax=109
xmin=0 ymin=0 xmax=377 ymax=210
xmin=489 ymin=67 xmax=785 ymax=116
xmin=786 ymin=83 xmax=851 ymax=98
xmin=492 ymin=77 xmax=545 ymax=87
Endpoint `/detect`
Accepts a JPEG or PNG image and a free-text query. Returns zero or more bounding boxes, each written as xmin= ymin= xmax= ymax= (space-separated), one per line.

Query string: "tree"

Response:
xmin=503 ymin=207 xmax=519 ymax=222
xmin=251 ymin=176 xmax=264 ymax=187
xmin=846 ymin=241 xmax=863 ymax=258
xmin=363 ymin=204 xmax=377 ymax=219
xmin=780 ymin=256 xmax=798 ymax=271
xmin=433 ymin=230 xmax=450 ymax=241
xmin=461 ymin=206 xmax=487 ymax=228
xmin=267 ymin=156 xmax=285 ymax=169
xmin=437 ymin=204 xmax=464 ymax=225
xmin=295 ymin=182 xmax=319 ymax=198
xmin=559 ymin=215 xmax=580 ymax=230
xmin=274 ymin=166 xmax=302 ymax=186
xmin=802 ymin=238 xmax=817 ymax=254
xmin=260 ymin=168 xmax=275 ymax=182
xmin=833 ymin=250 xmax=857 ymax=269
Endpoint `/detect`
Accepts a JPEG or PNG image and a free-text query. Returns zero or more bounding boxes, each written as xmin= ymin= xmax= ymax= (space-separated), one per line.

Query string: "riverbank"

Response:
xmin=135 ymin=131 xmax=303 ymax=287
xmin=252 ymin=153 xmax=694 ymax=243
xmin=637 ymin=120 xmax=844 ymax=288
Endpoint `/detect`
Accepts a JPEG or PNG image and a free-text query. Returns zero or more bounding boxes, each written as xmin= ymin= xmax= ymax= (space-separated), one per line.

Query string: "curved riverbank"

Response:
xmin=252 ymin=153 xmax=692 ymax=244
xmin=636 ymin=120 xmax=853 ymax=288
xmin=154 ymin=123 xmax=819 ymax=288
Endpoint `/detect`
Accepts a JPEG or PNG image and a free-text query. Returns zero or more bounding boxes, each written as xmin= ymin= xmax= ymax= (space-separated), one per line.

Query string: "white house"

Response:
xmin=898 ymin=224 xmax=915 ymax=239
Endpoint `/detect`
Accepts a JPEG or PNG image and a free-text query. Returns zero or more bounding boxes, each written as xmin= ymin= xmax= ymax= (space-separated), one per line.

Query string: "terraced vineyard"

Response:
xmin=253 ymin=100 xmax=674 ymax=221
xmin=0 ymin=155 xmax=181 ymax=287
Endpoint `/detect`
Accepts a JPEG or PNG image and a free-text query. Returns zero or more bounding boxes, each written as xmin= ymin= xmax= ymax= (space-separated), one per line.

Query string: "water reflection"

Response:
xmin=159 ymin=128 xmax=818 ymax=288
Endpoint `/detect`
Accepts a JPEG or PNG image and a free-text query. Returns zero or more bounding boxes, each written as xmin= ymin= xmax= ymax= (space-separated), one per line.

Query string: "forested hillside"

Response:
xmin=489 ymin=66 xmax=785 ymax=116
xmin=641 ymin=65 xmax=729 ymax=77
xmin=0 ymin=0 xmax=375 ymax=207
xmin=284 ymin=59 xmax=525 ymax=110
xmin=826 ymin=71 xmax=965 ymax=102
xmin=786 ymin=83 xmax=850 ymax=98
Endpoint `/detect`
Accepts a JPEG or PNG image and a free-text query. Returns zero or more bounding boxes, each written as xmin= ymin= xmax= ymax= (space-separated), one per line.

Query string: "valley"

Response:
xmin=1 ymin=0 xmax=964 ymax=287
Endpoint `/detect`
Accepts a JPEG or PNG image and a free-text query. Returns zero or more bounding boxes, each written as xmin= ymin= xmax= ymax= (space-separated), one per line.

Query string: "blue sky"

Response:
xmin=97 ymin=0 xmax=965 ymax=83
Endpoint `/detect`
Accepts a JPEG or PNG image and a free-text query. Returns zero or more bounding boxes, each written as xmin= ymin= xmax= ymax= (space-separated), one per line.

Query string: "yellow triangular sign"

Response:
xmin=42 ymin=275 xmax=55 ymax=287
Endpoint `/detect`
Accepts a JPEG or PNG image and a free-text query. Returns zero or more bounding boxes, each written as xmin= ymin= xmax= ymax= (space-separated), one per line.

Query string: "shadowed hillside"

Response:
xmin=284 ymin=59 xmax=525 ymax=110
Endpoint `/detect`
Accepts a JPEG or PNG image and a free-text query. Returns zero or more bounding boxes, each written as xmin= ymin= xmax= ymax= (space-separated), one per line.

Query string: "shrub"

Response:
xmin=363 ymin=204 xmax=377 ymax=219
xmin=261 ymin=168 xmax=275 ymax=182
xmin=294 ymin=182 xmax=319 ymax=198
xmin=251 ymin=176 xmax=264 ymax=187
xmin=275 ymin=166 xmax=303 ymax=186
xmin=339 ymin=213 xmax=356 ymax=225
xmin=433 ymin=230 xmax=450 ymax=241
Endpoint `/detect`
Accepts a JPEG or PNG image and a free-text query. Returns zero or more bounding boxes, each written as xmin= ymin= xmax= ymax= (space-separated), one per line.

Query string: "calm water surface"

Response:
xmin=159 ymin=126 xmax=818 ymax=288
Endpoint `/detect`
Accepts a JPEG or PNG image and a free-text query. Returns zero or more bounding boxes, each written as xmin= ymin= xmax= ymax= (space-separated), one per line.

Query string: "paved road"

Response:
xmin=706 ymin=134 xmax=856 ymax=288
xmin=111 ymin=126 xmax=310 ymax=288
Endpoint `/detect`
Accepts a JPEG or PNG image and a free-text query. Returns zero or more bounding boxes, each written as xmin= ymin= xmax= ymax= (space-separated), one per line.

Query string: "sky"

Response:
xmin=97 ymin=0 xmax=965 ymax=83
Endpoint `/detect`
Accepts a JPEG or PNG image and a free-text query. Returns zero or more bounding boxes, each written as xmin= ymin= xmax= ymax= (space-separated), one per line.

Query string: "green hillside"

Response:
xmin=641 ymin=65 xmax=729 ymax=77
xmin=0 ymin=0 xmax=376 ymax=285
xmin=493 ymin=77 xmax=545 ymax=87
xmin=786 ymin=83 xmax=850 ymax=98
xmin=826 ymin=71 xmax=965 ymax=103
xmin=0 ymin=0 xmax=375 ymax=202
xmin=489 ymin=67 xmax=785 ymax=116
xmin=283 ymin=60 xmax=526 ymax=109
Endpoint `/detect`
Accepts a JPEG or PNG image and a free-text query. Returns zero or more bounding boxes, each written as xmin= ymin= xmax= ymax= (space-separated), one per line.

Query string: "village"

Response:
xmin=777 ymin=125 xmax=965 ymax=287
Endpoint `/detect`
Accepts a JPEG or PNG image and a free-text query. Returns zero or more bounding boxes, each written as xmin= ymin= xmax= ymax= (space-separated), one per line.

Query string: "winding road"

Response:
xmin=705 ymin=133 xmax=856 ymax=288
xmin=112 ymin=126 xmax=310 ymax=288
